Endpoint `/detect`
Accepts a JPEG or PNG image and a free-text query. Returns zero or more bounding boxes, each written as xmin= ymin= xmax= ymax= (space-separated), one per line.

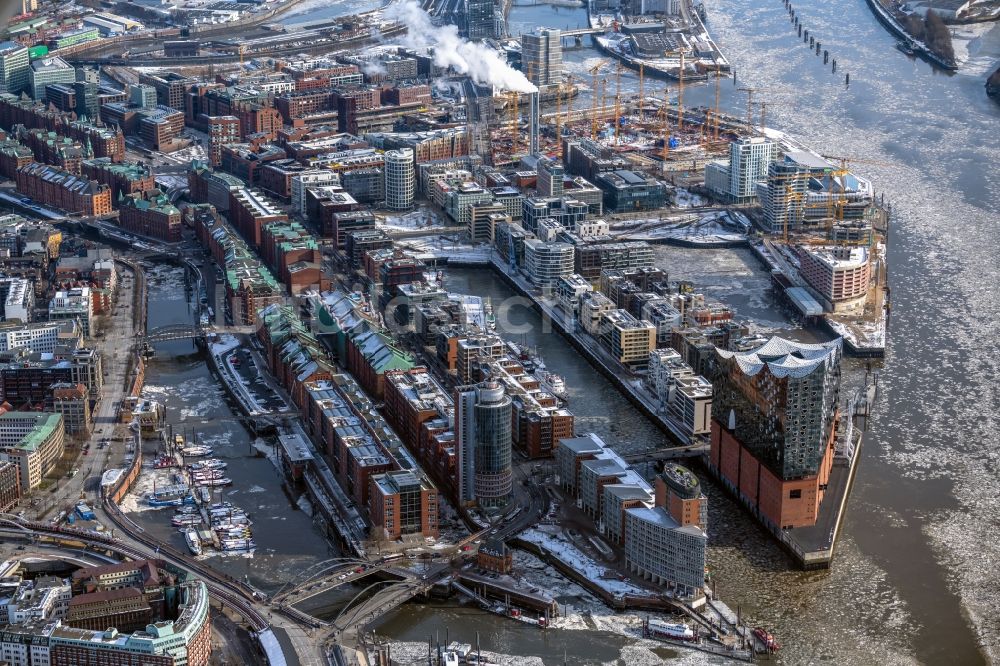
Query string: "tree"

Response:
xmin=924 ymin=11 xmax=955 ymax=63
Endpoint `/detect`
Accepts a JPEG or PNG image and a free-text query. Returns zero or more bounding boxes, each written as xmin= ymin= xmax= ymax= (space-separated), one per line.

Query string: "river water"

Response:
xmin=133 ymin=264 xmax=338 ymax=594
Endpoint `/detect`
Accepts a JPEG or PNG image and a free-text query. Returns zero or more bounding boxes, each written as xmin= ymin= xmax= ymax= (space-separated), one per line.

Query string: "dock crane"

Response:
xmin=588 ymin=58 xmax=612 ymax=139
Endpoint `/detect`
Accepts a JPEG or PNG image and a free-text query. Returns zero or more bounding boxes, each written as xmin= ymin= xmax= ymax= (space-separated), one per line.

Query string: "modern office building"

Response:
xmin=454 ymin=381 xmax=513 ymax=509
xmin=384 ymin=148 xmax=415 ymax=210
xmin=0 ymin=42 xmax=29 ymax=96
xmin=536 ymin=157 xmax=564 ymax=197
xmin=129 ymin=84 xmax=157 ymax=109
xmin=594 ymin=169 xmax=667 ymax=212
xmin=709 ymin=336 xmax=842 ymax=531
xmin=522 ymin=28 xmax=562 ymax=86
xmin=524 ymin=239 xmax=574 ymax=289
xmin=464 ymin=0 xmax=495 ymax=39
xmin=29 ymin=58 xmax=74 ymax=100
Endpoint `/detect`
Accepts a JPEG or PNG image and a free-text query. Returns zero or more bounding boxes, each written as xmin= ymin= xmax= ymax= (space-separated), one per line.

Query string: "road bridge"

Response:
xmin=560 ymin=27 xmax=603 ymax=36
xmin=143 ymin=323 xmax=258 ymax=343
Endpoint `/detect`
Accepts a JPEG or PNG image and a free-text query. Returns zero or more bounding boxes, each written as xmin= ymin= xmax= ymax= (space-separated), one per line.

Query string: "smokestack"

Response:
xmin=529 ymin=91 xmax=540 ymax=155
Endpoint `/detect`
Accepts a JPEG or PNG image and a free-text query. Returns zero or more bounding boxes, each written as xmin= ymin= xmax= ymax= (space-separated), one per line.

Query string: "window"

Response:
xmin=789 ymin=489 xmax=802 ymax=499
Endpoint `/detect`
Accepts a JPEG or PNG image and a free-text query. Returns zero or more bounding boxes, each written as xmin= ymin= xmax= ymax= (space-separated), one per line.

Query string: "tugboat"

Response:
xmin=753 ymin=627 xmax=781 ymax=652
xmin=647 ymin=619 xmax=696 ymax=642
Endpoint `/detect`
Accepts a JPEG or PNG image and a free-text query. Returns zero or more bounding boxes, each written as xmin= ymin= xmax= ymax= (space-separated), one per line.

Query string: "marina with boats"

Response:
xmin=127 ymin=433 xmax=258 ymax=556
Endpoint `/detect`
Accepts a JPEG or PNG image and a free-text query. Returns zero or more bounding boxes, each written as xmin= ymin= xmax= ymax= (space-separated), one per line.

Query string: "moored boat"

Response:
xmin=185 ymin=528 xmax=202 ymax=556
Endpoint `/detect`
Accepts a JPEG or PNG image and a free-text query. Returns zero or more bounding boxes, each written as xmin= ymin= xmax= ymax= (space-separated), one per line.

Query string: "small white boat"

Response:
xmin=181 ymin=446 xmax=213 ymax=457
xmin=171 ymin=515 xmax=202 ymax=527
xmin=195 ymin=477 xmax=232 ymax=487
xmin=185 ymin=528 xmax=202 ymax=556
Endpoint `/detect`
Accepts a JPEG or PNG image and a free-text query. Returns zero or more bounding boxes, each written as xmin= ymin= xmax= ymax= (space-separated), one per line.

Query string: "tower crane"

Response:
xmin=614 ymin=62 xmax=623 ymax=144
xmin=665 ymin=48 xmax=690 ymax=132
xmin=588 ymin=58 xmax=612 ymax=140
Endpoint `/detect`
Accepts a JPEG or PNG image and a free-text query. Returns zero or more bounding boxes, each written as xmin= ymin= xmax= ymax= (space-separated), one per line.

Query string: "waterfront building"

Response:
xmin=524 ymin=239 xmax=574 ymax=289
xmin=623 ymin=505 xmax=706 ymax=595
xmin=0 ymin=42 xmax=29 ymax=96
xmin=578 ymin=291 xmax=616 ymax=335
xmin=522 ymin=29 xmax=563 ymax=87
xmin=14 ymin=163 xmax=113 ymax=217
xmin=468 ymin=202 xmax=508 ymax=243
xmin=556 ymin=273 xmax=593 ymax=317
xmin=599 ymin=309 xmax=656 ymax=370
xmin=477 ymin=539 xmax=513 ymax=574
xmin=0 ymin=411 xmax=65 ymax=492
xmin=384 ymin=148 xmax=415 ymax=210
xmin=454 ymin=381 xmax=513 ymax=509
xmin=704 ymin=136 xmax=776 ymax=204
xmin=118 ymin=190 xmax=182 ymax=242
xmin=29 ymin=58 xmax=74 ymax=100
xmin=709 ymin=336 xmax=842 ymax=531
xmin=370 ymin=469 xmax=439 ymax=540
xmin=798 ymin=245 xmax=871 ymax=312
xmin=572 ymin=240 xmax=654 ymax=280
xmin=81 ymin=158 xmax=156 ymax=203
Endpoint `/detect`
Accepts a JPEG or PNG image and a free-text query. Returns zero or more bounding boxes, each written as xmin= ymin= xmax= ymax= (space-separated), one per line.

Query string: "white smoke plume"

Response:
xmin=385 ymin=0 xmax=538 ymax=93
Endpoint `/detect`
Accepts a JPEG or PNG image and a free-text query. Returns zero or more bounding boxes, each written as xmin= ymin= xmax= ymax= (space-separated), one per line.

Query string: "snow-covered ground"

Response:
xmin=378 ymin=207 xmax=448 ymax=232
xmin=519 ymin=525 xmax=649 ymax=597
xmin=674 ymin=188 xmax=707 ymax=209
xmin=615 ymin=211 xmax=749 ymax=245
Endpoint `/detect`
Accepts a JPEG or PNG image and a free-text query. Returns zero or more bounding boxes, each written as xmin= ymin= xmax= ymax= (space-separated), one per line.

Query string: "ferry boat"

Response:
xmin=535 ymin=370 xmax=567 ymax=399
xmin=184 ymin=528 xmax=203 ymax=556
xmin=171 ymin=514 xmax=202 ymax=527
xmin=648 ymin=619 xmax=696 ymax=642
xmin=484 ymin=297 xmax=496 ymax=330
xmin=180 ymin=445 xmax=213 ymax=457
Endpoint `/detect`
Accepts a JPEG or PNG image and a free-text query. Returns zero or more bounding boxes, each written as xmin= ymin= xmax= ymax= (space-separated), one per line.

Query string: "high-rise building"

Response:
xmin=536 ymin=157 xmax=564 ymax=197
xmin=709 ymin=336 xmax=842 ymax=531
xmin=455 ymin=381 xmax=513 ymax=509
xmin=73 ymin=73 xmax=99 ymax=121
xmin=522 ymin=28 xmax=562 ymax=86
xmin=0 ymin=42 xmax=30 ymax=96
xmin=464 ymin=0 xmax=495 ymax=39
xmin=29 ymin=57 xmax=74 ymax=100
xmin=384 ymin=148 xmax=415 ymax=210
xmin=704 ymin=136 xmax=775 ymax=203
